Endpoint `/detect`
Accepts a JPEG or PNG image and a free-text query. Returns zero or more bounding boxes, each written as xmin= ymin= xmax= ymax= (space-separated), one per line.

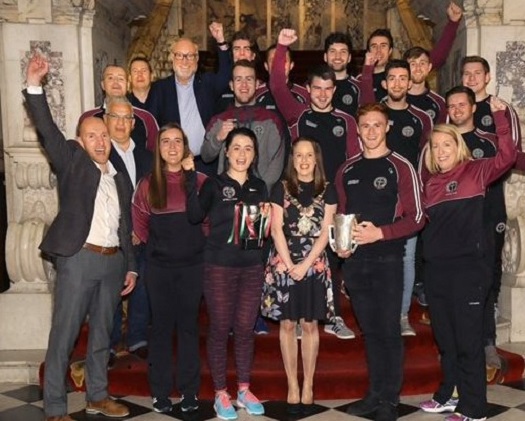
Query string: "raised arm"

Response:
xmin=23 ymin=54 xmax=75 ymax=173
xmin=430 ymin=2 xmax=462 ymax=69
xmin=269 ymin=29 xmax=309 ymax=126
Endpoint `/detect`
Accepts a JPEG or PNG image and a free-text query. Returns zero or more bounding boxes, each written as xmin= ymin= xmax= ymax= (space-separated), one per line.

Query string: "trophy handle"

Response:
xmin=350 ymin=240 xmax=358 ymax=253
xmin=328 ymin=224 xmax=337 ymax=252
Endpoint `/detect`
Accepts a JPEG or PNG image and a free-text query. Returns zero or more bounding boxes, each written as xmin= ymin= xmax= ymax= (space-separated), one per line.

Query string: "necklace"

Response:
xmin=284 ymin=182 xmax=326 ymax=236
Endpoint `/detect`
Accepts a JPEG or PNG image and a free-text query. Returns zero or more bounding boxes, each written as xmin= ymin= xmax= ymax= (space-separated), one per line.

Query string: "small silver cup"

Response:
xmin=328 ymin=213 xmax=359 ymax=253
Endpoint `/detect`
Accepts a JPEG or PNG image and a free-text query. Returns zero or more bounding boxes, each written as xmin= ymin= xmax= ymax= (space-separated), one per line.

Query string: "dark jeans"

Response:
xmin=111 ymin=245 xmax=149 ymax=351
xmin=425 ymin=258 xmax=490 ymax=419
xmin=343 ymin=256 xmax=404 ymax=404
xmin=146 ymin=262 xmax=203 ymax=398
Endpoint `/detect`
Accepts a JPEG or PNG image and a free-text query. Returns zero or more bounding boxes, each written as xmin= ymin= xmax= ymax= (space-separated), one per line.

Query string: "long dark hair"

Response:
xmin=285 ymin=137 xmax=327 ymax=198
xmin=224 ymin=127 xmax=259 ymax=175
xmin=148 ymin=122 xmax=190 ymax=209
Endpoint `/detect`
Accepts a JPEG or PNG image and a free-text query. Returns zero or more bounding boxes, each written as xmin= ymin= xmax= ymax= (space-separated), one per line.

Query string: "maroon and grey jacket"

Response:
xmin=200 ymin=104 xmax=286 ymax=192
xmin=422 ymin=111 xmax=517 ymax=262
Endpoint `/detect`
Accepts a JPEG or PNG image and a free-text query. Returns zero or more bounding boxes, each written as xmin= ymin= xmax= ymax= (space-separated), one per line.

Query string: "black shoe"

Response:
xmin=346 ymin=395 xmax=380 ymax=416
xmin=152 ymin=397 xmax=172 ymax=413
xmin=180 ymin=395 xmax=199 ymax=412
xmin=375 ymin=401 xmax=398 ymax=421
xmin=301 ymin=403 xmax=316 ymax=415
xmin=286 ymin=403 xmax=301 ymax=415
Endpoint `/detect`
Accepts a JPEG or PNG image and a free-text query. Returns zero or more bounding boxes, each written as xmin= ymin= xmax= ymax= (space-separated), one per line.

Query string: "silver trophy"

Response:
xmin=241 ymin=204 xmax=263 ymax=249
xmin=328 ymin=214 xmax=359 ymax=253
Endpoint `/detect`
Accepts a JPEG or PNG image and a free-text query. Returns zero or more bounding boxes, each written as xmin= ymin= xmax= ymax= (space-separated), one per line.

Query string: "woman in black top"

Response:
xmin=187 ymin=127 xmax=269 ymax=420
xmin=262 ymin=138 xmax=336 ymax=413
xmin=132 ymin=123 xmax=207 ymax=413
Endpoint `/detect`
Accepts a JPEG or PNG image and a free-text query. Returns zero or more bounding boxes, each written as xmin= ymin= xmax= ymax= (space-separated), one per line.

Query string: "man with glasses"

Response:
xmin=147 ymin=22 xmax=232 ymax=175
xmin=103 ymin=96 xmax=153 ymax=366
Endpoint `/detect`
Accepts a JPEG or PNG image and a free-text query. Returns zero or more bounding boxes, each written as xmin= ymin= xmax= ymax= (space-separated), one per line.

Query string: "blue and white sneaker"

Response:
xmin=214 ymin=392 xmax=237 ymax=420
xmin=236 ymin=389 xmax=264 ymax=415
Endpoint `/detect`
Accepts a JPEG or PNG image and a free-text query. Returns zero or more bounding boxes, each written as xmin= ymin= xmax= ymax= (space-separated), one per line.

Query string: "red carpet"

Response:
xmin=40 ymin=299 xmax=524 ymax=400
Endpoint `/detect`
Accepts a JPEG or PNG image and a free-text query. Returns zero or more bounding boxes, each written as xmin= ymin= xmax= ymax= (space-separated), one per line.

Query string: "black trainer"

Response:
xmin=375 ymin=401 xmax=398 ymax=421
xmin=152 ymin=397 xmax=172 ymax=413
xmin=181 ymin=395 xmax=199 ymax=412
xmin=346 ymin=394 xmax=380 ymax=416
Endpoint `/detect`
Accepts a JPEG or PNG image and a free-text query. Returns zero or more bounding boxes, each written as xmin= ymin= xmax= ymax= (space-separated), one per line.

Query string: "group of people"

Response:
xmin=25 ymin=2 xmax=524 ymax=421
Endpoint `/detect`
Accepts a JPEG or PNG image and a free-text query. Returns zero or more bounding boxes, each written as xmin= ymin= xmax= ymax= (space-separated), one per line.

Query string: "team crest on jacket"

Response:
xmin=402 ymin=126 xmax=415 ymax=137
xmin=222 ymin=186 xmax=236 ymax=199
xmin=446 ymin=181 xmax=458 ymax=194
xmin=333 ymin=125 xmax=344 ymax=137
xmin=342 ymin=94 xmax=354 ymax=105
xmin=481 ymin=115 xmax=493 ymax=127
xmin=373 ymin=177 xmax=387 ymax=190
xmin=472 ymin=148 xmax=484 ymax=159
xmin=253 ymin=125 xmax=264 ymax=136
xmin=427 ymin=109 xmax=436 ymax=120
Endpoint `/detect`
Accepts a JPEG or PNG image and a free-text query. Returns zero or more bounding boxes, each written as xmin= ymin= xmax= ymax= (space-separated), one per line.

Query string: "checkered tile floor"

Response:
xmin=2 ymin=382 xmax=525 ymax=421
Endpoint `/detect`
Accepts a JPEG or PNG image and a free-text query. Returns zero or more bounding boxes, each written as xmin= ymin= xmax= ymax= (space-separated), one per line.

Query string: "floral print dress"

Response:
xmin=261 ymin=180 xmax=335 ymax=322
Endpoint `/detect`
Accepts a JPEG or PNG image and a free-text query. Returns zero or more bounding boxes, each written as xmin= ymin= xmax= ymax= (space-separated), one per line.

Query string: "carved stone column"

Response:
xmin=0 ymin=0 xmax=95 ymax=351
xmin=463 ymin=0 xmax=525 ymax=342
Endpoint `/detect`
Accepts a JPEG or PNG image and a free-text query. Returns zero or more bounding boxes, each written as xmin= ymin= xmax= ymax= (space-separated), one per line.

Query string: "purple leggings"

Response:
xmin=203 ymin=263 xmax=264 ymax=391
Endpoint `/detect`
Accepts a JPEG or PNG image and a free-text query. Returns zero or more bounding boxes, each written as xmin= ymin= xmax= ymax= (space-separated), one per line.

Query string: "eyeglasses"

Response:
xmin=106 ymin=113 xmax=134 ymax=121
xmin=172 ymin=52 xmax=198 ymax=61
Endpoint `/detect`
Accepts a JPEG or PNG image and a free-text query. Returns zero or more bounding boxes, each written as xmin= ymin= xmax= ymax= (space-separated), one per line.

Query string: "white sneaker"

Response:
xmin=401 ymin=316 xmax=416 ymax=336
xmin=324 ymin=316 xmax=355 ymax=339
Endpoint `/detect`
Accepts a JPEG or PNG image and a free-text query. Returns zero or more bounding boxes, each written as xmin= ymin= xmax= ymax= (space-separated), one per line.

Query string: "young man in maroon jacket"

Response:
xmin=335 ymin=103 xmax=424 ymax=421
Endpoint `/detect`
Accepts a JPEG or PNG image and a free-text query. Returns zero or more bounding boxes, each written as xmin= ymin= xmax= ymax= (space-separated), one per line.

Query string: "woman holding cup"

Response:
xmin=186 ymin=127 xmax=270 ymax=421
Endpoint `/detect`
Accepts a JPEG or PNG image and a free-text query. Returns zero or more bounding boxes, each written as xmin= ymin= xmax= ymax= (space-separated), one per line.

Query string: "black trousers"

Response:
xmin=483 ymin=218 xmax=506 ymax=346
xmin=146 ymin=262 xmax=203 ymax=398
xmin=425 ymin=258 xmax=490 ymax=419
xmin=343 ymin=256 xmax=404 ymax=404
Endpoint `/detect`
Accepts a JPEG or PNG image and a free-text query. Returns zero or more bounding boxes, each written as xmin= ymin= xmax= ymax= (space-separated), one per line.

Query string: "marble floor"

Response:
xmin=2 ymin=381 xmax=525 ymax=421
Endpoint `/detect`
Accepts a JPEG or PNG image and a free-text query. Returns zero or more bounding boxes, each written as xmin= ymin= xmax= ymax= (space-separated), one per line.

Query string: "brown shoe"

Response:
xmin=46 ymin=416 xmax=76 ymax=421
xmin=86 ymin=398 xmax=129 ymax=417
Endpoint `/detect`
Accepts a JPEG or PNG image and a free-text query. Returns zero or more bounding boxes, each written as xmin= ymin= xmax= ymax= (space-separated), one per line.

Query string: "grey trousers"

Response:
xmin=44 ymin=248 xmax=125 ymax=417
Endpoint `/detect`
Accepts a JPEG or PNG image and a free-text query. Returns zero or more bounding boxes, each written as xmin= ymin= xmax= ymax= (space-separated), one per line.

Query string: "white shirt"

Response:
xmin=111 ymin=138 xmax=137 ymax=188
xmin=176 ymin=75 xmax=206 ymax=155
xmin=85 ymin=161 xmax=120 ymax=247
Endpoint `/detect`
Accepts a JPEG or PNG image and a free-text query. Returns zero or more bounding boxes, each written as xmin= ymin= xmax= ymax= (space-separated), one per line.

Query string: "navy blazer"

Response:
xmin=146 ymin=47 xmax=232 ymax=129
xmin=23 ymin=90 xmax=136 ymax=273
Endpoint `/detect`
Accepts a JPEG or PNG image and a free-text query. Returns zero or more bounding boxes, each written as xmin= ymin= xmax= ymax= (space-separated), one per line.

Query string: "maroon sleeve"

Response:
xmin=381 ymin=158 xmax=425 ymax=240
xmin=430 ymin=20 xmax=460 ymax=70
xmin=357 ymin=64 xmax=376 ymax=106
xmin=504 ymin=102 xmax=522 ymax=151
xmin=132 ymin=176 xmax=152 ymax=243
xmin=134 ymin=107 xmax=160 ymax=151
xmin=334 ymin=161 xmax=349 ymax=214
xmin=269 ymin=44 xmax=309 ymax=126
xmin=339 ymin=111 xmax=362 ymax=158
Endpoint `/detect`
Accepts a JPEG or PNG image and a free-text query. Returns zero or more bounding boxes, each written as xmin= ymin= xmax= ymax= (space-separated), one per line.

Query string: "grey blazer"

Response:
xmin=23 ymin=90 xmax=136 ymax=273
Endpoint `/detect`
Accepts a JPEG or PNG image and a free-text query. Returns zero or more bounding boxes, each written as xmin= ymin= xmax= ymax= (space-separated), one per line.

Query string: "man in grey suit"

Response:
xmin=24 ymin=54 xmax=137 ymax=421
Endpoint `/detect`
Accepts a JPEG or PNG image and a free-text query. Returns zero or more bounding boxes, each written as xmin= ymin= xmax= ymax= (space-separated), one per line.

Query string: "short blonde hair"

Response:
xmin=426 ymin=124 xmax=472 ymax=174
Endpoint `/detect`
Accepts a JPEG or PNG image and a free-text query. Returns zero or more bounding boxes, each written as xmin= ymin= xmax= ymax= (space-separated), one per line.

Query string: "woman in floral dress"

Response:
xmin=261 ymin=137 xmax=336 ymax=413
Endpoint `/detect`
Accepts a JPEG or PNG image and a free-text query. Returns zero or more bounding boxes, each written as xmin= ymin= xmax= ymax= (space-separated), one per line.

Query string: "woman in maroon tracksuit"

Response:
xmin=419 ymin=98 xmax=517 ymax=421
xmin=132 ymin=123 xmax=207 ymax=414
